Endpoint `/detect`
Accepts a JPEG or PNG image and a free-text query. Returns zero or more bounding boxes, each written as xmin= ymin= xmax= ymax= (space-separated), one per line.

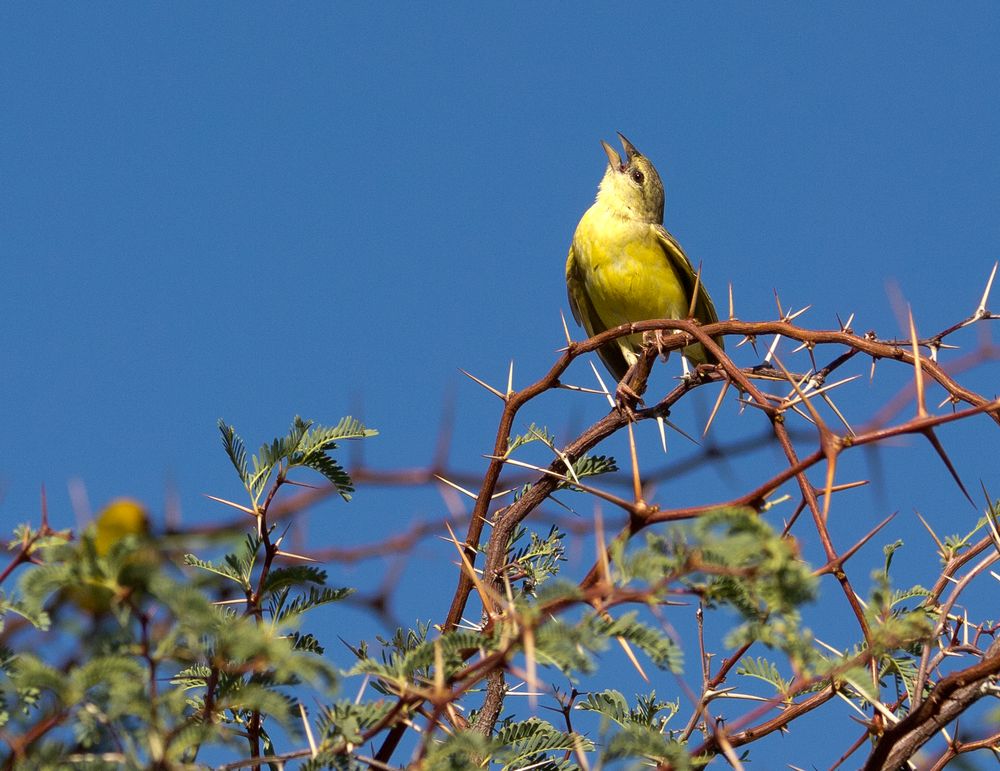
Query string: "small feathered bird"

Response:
xmin=566 ymin=133 xmax=722 ymax=384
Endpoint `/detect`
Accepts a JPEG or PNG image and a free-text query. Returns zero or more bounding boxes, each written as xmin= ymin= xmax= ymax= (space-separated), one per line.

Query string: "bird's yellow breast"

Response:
xmin=571 ymin=203 xmax=688 ymax=332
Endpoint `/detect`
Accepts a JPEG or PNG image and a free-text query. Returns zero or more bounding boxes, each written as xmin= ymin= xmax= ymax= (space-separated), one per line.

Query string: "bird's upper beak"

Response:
xmin=617 ymin=132 xmax=641 ymax=162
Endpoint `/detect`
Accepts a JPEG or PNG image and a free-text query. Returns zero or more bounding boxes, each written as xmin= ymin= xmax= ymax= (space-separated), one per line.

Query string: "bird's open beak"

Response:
xmin=601 ymin=139 xmax=623 ymax=171
xmin=617 ymin=132 xmax=641 ymax=161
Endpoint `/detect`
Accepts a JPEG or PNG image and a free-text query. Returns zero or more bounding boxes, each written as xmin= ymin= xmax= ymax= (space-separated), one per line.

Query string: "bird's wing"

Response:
xmin=565 ymin=245 xmax=587 ymax=328
xmin=651 ymin=224 xmax=723 ymax=351
xmin=566 ymin=244 xmax=630 ymax=380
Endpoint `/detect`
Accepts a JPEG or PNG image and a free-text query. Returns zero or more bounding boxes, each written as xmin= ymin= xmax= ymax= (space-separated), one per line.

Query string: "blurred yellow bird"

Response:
xmin=566 ymin=133 xmax=723 ymax=384
xmin=92 ymin=498 xmax=150 ymax=556
xmin=68 ymin=498 xmax=152 ymax=613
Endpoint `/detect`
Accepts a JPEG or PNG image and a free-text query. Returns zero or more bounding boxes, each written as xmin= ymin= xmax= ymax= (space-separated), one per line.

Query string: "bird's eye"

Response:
xmin=631 ymin=169 xmax=644 ymax=185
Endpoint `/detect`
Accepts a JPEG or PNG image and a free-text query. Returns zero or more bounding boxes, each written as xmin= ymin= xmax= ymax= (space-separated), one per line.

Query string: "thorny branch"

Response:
xmin=13 ymin=290 xmax=997 ymax=768
xmin=369 ymin=289 xmax=998 ymax=767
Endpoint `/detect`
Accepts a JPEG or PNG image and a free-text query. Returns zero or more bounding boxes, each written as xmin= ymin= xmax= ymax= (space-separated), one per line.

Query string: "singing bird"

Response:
xmin=566 ymin=134 xmax=722 ymax=387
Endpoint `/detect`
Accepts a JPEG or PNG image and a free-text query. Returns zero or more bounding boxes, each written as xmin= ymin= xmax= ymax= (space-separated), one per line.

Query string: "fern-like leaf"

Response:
xmin=218 ymin=419 xmax=250 ymax=486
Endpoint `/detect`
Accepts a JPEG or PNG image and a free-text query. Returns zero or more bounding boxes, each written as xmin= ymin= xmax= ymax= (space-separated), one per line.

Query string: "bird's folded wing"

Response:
xmin=651 ymin=224 xmax=722 ymax=346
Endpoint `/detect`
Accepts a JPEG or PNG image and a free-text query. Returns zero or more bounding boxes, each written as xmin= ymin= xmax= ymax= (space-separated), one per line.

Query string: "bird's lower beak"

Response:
xmin=601 ymin=139 xmax=623 ymax=171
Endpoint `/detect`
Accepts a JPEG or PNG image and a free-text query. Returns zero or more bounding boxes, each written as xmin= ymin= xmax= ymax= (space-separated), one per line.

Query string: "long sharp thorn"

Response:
xmin=909 ymin=510 xmax=939 ymax=552
xmin=820 ymin=392 xmax=856 ymax=436
xmin=773 ymin=354 xmax=827 ymax=429
xmin=773 ymin=288 xmax=784 ymax=318
xmin=976 ymin=261 xmax=998 ymax=317
xmin=528 ymin=426 xmax=580 ymax=486
xmin=656 ymin=416 xmax=667 ymax=453
xmin=981 ymin=503 xmax=1000 ymax=554
xmin=203 ymin=494 xmax=256 ymax=516
xmin=908 ymin=307 xmax=927 ymax=418
xmin=444 ymin=521 xmax=496 ymax=617
xmin=764 ymin=334 xmax=782 ymax=364
xmin=523 ymin=625 xmax=538 ymax=710
xmin=626 ymin=420 xmax=642 ymax=503
xmin=616 ymin=635 xmax=650 ymax=682
xmin=981 ymin=479 xmax=996 ymax=514
xmin=922 ymin=428 xmax=974 ymax=506
xmin=786 ymin=375 xmax=860 ymax=411
xmin=594 ymin=507 xmax=611 ymax=587
xmin=822 ymin=454 xmax=837 ymax=523
xmin=560 ymin=309 xmax=573 ymax=346
xmin=589 ymin=361 xmax=616 ymax=408
xmin=557 ymin=382 xmax=608 ymax=395
xmin=785 ymin=304 xmax=812 ymax=322
xmin=785 ymin=369 xmax=813 ymax=401
xmin=299 ymin=704 xmax=317 ymax=757
xmin=824 ymin=512 xmax=896 ymax=570
xmin=433 ymin=474 xmax=479 ymax=501
xmin=507 ymin=360 xmax=514 ymax=396
xmin=728 ymin=282 xmax=735 ymax=320
xmin=459 ymin=368 xmax=505 ymax=400
xmin=704 ymin=381 xmax=730 ymax=437
xmin=662 ymin=416 xmax=699 ymax=445
xmin=275 ymin=550 xmax=319 ymax=562
xmin=688 ymin=263 xmax=704 ymax=318
xmin=789 ymin=404 xmax=816 ymax=425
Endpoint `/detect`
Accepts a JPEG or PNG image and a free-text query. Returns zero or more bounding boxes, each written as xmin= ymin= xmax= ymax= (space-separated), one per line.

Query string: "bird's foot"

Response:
xmin=615 ymin=380 xmax=643 ymax=419
xmin=643 ymin=329 xmax=674 ymax=363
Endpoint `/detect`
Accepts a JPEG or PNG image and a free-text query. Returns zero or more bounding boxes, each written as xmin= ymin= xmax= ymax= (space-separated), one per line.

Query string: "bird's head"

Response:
xmin=596 ymin=133 xmax=665 ymax=223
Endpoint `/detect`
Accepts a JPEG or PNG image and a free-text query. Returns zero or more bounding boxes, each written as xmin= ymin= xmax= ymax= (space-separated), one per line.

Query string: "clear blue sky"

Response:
xmin=2 ymin=4 xmax=999 ymax=766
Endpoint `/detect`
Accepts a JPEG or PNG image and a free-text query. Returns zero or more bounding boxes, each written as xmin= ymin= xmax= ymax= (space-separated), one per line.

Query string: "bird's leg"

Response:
xmin=642 ymin=329 xmax=673 ymax=363
xmin=614 ymin=382 xmax=641 ymax=421
xmin=615 ymin=379 xmax=642 ymax=409
xmin=615 ymin=359 xmax=644 ymax=418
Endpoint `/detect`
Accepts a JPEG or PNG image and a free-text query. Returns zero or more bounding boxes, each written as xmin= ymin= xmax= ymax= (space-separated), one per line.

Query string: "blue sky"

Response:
xmin=2 ymin=4 xmax=1000 ymax=767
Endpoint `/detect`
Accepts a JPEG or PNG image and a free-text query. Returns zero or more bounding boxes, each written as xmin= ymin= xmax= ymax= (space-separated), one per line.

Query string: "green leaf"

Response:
xmin=737 ymin=656 xmax=791 ymax=693
xmin=593 ymin=613 xmax=683 ymax=673
xmin=183 ymin=553 xmax=245 ymax=586
xmin=218 ymin=419 xmax=250 ymax=486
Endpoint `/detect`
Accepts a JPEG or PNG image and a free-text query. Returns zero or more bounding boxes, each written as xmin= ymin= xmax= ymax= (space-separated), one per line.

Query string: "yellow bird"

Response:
xmin=566 ymin=133 xmax=723 ymax=385
xmin=68 ymin=498 xmax=153 ymax=613
xmin=92 ymin=498 xmax=150 ymax=556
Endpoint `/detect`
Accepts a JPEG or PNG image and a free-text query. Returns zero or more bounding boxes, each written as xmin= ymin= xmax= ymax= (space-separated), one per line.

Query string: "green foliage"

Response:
xmin=219 ymin=415 xmax=377 ymax=508
xmin=0 ymin=416 xmax=372 ymax=768
xmin=494 ymin=716 xmax=592 ymax=769
xmin=0 ymin=404 xmax=967 ymax=770
xmin=420 ymin=729 xmax=494 ymax=770
xmin=350 ymin=623 xmax=490 ymax=694
xmin=506 ymin=524 xmax=566 ymax=595
xmin=507 ymin=422 xmax=555 ymax=454
xmin=577 ymin=688 xmax=680 ymax=731
xmin=736 ymin=656 xmax=791 ymax=694
xmin=567 ymin=452 xmax=618 ymax=483
xmin=614 ymin=507 xmax=819 ymax=668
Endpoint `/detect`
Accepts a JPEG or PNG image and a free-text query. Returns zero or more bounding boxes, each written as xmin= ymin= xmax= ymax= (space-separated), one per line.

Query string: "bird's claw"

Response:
xmin=615 ymin=380 xmax=643 ymax=419
xmin=642 ymin=329 xmax=672 ymax=363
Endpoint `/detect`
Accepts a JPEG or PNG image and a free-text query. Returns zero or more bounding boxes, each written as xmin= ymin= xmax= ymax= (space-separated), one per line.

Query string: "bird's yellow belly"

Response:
xmin=573 ymin=214 xmax=687 ymax=333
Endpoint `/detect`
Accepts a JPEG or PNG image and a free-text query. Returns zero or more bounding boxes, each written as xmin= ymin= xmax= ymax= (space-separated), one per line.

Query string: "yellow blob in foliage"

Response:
xmin=68 ymin=498 xmax=153 ymax=614
xmin=92 ymin=498 xmax=150 ymax=556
